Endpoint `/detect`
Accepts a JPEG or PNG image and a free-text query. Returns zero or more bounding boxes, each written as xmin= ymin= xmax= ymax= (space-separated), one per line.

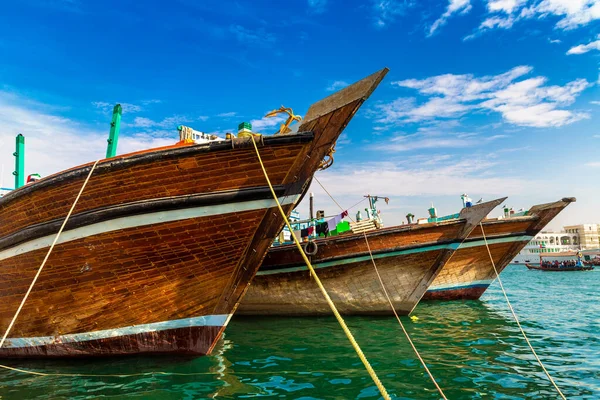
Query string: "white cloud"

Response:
xmin=229 ymin=25 xmax=275 ymax=46
xmin=249 ymin=113 xmax=287 ymax=132
xmin=372 ymin=0 xmax=413 ymax=28
xmin=0 ymin=91 xmax=175 ymax=188
xmin=369 ymin=130 xmax=507 ymax=152
xmin=429 ymin=0 xmax=472 ymax=36
xmin=299 ymin=156 xmax=536 ymax=224
xmin=537 ymin=0 xmax=600 ymax=30
xmin=197 ymin=115 xmax=209 ymax=121
xmin=473 ymin=0 xmax=600 ymax=36
xmin=591 ymin=101 xmax=600 ymax=105
xmin=380 ymin=66 xmax=590 ymax=127
xmin=326 ymin=81 xmax=349 ymax=91
xmin=548 ymin=38 xmax=562 ymax=43
xmin=585 ymin=162 xmax=600 ymax=167
xmin=92 ymin=101 xmax=143 ymax=114
xmin=308 ymin=0 xmax=327 ymax=13
xmin=566 ymin=35 xmax=600 ymax=54
xmin=487 ymin=0 xmax=527 ymax=13
xmin=217 ymin=111 xmax=237 ymax=118
xmin=131 ymin=115 xmax=193 ymax=129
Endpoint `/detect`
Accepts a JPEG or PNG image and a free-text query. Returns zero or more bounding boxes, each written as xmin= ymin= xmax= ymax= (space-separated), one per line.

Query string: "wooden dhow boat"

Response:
xmin=237 ymin=198 xmax=504 ymax=316
xmin=0 ymin=68 xmax=388 ymax=357
xmin=525 ymin=263 xmax=594 ymax=271
xmin=423 ymin=197 xmax=575 ymax=300
xmin=525 ymin=251 xmax=594 ymax=271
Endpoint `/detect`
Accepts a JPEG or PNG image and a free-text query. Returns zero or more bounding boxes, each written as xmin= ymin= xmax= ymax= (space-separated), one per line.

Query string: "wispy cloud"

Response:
xmin=131 ymin=115 xmax=192 ymax=130
xmin=377 ymin=65 xmax=590 ymax=127
xmin=92 ymin=101 xmax=143 ymax=114
xmin=249 ymin=113 xmax=287 ymax=132
xmin=369 ymin=131 xmax=507 ymax=152
xmin=307 ymin=0 xmax=327 ymax=13
xmin=217 ymin=111 xmax=237 ymax=118
xmin=372 ymin=0 xmax=414 ymax=28
xmin=567 ymin=35 xmax=600 ymax=55
xmin=229 ymin=24 xmax=275 ymax=46
xmin=429 ymin=0 xmax=472 ymax=36
xmin=326 ymin=80 xmax=349 ymax=91
xmin=309 ymin=156 xmax=535 ymax=202
xmin=0 ymin=91 xmax=175 ymax=186
xmin=586 ymin=162 xmax=600 ymax=167
xmin=471 ymin=0 xmax=600 ymax=38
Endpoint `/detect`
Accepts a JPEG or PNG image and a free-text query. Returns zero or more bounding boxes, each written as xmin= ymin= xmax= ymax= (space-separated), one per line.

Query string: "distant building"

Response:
xmin=563 ymin=224 xmax=600 ymax=249
xmin=513 ymin=224 xmax=600 ymax=264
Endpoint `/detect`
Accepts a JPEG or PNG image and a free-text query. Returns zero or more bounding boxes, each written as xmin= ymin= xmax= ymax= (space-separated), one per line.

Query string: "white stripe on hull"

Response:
xmin=2 ymin=314 xmax=232 ymax=349
xmin=458 ymin=235 xmax=532 ymax=249
xmin=0 ymin=195 xmax=298 ymax=262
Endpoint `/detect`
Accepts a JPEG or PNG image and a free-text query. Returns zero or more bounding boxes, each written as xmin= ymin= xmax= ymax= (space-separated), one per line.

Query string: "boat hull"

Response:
xmin=238 ymin=200 xmax=502 ymax=316
xmin=423 ymin=198 xmax=575 ymax=301
xmin=0 ymin=68 xmax=390 ymax=358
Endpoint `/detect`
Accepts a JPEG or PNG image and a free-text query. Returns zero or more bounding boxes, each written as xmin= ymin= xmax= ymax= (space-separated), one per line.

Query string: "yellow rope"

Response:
xmin=0 ymin=160 xmax=100 ymax=349
xmin=314 ymin=177 xmax=448 ymax=399
xmin=480 ymin=222 xmax=566 ymax=400
xmin=250 ymin=139 xmax=391 ymax=400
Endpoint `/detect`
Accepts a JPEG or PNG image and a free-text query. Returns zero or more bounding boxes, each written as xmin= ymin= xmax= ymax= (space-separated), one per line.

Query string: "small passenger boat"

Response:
xmin=526 ymin=251 xmax=594 ymax=271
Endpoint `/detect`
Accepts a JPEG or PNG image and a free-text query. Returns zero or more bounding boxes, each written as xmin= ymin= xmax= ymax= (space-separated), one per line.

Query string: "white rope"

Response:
xmin=314 ymin=177 xmax=448 ymax=399
xmin=0 ymin=160 xmax=100 ymax=348
xmin=480 ymin=222 xmax=566 ymax=400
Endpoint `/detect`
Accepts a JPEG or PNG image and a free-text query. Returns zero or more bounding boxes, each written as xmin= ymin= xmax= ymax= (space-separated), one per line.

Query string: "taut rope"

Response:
xmin=480 ymin=222 xmax=566 ymax=400
xmin=314 ymin=176 xmax=448 ymax=400
xmin=251 ymin=140 xmax=391 ymax=400
xmin=0 ymin=160 xmax=100 ymax=349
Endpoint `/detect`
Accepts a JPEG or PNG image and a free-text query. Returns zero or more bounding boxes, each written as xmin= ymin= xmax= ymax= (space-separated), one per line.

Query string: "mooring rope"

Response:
xmin=0 ymin=160 xmax=100 ymax=349
xmin=314 ymin=177 xmax=448 ymax=399
xmin=479 ymin=222 xmax=566 ymax=400
xmin=251 ymin=140 xmax=391 ymax=400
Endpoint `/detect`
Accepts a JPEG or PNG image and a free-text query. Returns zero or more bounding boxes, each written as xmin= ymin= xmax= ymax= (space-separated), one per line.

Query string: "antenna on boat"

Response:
xmin=106 ymin=104 xmax=122 ymax=158
xmin=13 ymin=134 xmax=25 ymax=189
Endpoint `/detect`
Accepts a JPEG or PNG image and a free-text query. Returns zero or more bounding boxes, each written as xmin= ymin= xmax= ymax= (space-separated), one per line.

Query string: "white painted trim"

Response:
xmin=458 ymin=235 xmax=532 ymax=249
xmin=0 ymin=195 xmax=299 ymax=262
xmin=3 ymin=314 xmax=232 ymax=349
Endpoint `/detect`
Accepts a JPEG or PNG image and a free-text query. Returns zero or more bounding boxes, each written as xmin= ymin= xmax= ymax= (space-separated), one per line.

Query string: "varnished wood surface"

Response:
xmin=239 ymin=221 xmax=466 ymax=315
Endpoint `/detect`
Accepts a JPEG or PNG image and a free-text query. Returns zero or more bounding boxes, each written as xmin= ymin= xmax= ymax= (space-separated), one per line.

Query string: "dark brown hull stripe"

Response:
xmin=0 ymin=184 xmax=302 ymax=252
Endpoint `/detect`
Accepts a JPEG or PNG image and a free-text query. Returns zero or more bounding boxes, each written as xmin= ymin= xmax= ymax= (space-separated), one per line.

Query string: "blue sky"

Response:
xmin=0 ymin=0 xmax=599 ymax=228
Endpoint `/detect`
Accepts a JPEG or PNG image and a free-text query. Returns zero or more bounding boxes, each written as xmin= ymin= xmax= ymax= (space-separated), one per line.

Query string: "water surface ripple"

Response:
xmin=1 ymin=265 xmax=598 ymax=399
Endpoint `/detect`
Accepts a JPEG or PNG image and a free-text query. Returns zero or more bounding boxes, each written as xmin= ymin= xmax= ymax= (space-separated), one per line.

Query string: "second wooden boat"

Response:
xmin=237 ymin=198 xmax=503 ymax=316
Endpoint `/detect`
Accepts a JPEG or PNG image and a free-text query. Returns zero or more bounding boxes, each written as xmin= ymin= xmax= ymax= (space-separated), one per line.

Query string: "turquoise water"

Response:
xmin=1 ymin=265 xmax=598 ymax=399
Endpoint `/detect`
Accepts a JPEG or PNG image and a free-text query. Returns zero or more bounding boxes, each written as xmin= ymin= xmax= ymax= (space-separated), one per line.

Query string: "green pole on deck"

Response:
xmin=13 ymin=134 xmax=24 ymax=189
xmin=106 ymin=104 xmax=122 ymax=158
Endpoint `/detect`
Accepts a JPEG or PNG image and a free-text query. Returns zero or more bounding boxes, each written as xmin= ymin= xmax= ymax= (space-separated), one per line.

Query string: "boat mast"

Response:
xmin=106 ymin=104 xmax=122 ymax=158
xmin=13 ymin=134 xmax=25 ymax=189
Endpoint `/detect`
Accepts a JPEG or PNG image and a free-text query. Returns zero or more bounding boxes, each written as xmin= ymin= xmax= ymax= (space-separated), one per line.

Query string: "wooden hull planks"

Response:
xmin=424 ymin=198 xmax=575 ymax=301
xmin=238 ymin=199 xmax=503 ymax=316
